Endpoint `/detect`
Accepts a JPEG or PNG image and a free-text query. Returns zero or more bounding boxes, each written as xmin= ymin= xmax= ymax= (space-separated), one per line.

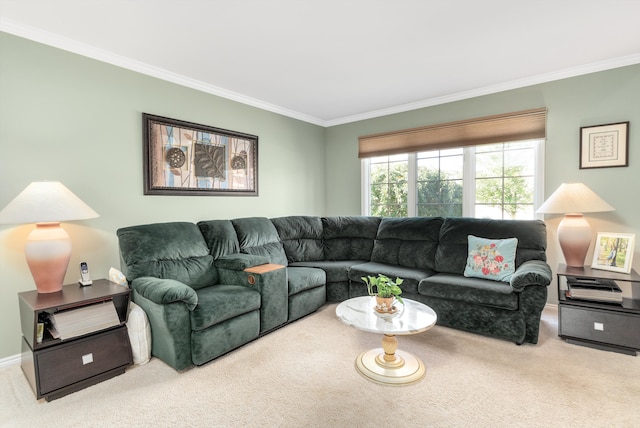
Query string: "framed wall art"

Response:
xmin=591 ymin=232 xmax=636 ymax=273
xmin=143 ymin=114 xmax=258 ymax=196
xmin=579 ymin=121 xmax=629 ymax=169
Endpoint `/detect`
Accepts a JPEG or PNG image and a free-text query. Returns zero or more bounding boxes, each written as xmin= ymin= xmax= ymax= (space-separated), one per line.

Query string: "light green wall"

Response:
xmin=325 ymin=63 xmax=640 ymax=303
xmin=0 ymin=33 xmax=326 ymax=359
xmin=1 ymin=31 xmax=639 ymax=360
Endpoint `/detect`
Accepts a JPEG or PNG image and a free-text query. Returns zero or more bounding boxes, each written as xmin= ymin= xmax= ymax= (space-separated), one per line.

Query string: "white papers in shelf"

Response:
xmin=50 ymin=301 xmax=120 ymax=340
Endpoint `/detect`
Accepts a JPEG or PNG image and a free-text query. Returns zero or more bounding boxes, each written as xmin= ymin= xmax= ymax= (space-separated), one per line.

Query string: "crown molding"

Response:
xmin=0 ymin=18 xmax=326 ymax=127
xmin=3 ymin=17 xmax=640 ymax=129
xmin=324 ymin=52 xmax=640 ymax=127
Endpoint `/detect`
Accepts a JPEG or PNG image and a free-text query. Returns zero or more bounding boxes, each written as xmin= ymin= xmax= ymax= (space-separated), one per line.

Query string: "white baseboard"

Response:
xmin=0 ymin=354 xmax=21 ymax=368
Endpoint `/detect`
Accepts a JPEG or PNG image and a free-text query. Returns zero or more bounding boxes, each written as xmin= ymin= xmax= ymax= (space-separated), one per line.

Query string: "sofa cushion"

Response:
xmin=271 ymin=216 xmax=324 ymax=262
xmin=322 ymin=216 xmax=381 ymax=260
xmin=464 ymin=235 xmax=518 ymax=282
xmin=290 ymin=260 xmax=364 ymax=283
xmin=232 ymin=217 xmax=288 ymax=266
xmin=191 ymin=284 xmax=261 ymax=331
xmin=348 ymin=261 xmax=434 ymax=295
xmin=287 ymin=267 xmax=326 ymax=296
xmin=419 ymin=273 xmax=518 ymax=310
xmin=435 ymin=217 xmax=547 ymax=275
xmin=197 ymin=220 xmax=241 ymax=258
xmin=371 ymin=217 xmax=443 ymax=270
xmin=117 ymin=222 xmax=218 ymax=289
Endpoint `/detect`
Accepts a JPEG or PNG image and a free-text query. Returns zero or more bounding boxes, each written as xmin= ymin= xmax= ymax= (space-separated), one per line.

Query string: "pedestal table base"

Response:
xmin=354 ymin=334 xmax=425 ymax=385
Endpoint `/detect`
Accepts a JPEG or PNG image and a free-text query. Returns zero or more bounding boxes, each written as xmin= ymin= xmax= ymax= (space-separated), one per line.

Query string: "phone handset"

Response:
xmin=79 ymin=262 xmax=93 ymax=286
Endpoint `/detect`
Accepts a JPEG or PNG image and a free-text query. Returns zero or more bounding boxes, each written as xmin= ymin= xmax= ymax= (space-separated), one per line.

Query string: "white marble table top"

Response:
xmin=336 ymin=296 xmax=437 ymax=335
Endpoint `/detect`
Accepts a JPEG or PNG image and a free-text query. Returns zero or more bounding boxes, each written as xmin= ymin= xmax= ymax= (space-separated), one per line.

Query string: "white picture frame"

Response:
xmin=591 ymin=232 xmax=636 ymax=273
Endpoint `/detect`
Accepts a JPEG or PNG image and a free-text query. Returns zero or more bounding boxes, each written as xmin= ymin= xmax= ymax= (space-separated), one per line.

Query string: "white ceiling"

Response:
xmin=2 ymin=1 xmax=640 ymax=127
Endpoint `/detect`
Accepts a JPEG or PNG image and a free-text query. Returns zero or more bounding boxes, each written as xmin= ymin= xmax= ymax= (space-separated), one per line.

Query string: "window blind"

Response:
xmin=358 ymin=108 xmax=547 ymax=158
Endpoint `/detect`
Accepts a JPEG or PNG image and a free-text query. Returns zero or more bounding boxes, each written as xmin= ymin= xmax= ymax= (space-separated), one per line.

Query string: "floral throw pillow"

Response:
xmin=463 ymin=235 xmax=518 ymax=282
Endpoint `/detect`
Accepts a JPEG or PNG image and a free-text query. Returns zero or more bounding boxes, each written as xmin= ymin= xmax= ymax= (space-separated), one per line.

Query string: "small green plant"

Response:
xmin=361 ymin=274 xmax=404 ymax=304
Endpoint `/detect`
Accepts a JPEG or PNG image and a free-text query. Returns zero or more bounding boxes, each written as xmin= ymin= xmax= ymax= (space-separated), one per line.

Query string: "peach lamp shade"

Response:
xmin=0 ymin=181 xmax=99 ymax=293
xmin=536 ymin=183 xmax=614 ymax=267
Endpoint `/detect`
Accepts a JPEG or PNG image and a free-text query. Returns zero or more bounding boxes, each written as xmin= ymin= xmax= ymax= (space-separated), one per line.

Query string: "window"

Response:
xmin=362 ymin=139 xmax=544 ymax=219
xmin=474 ymin=141 xmax=538 ymax=219
xmin=417 ymin=148 xmax=464 ymax=217
xmin=369 ymin=154 xmax=408 ymax=217
xmin=359 ymin=108 xmax=546 ymax=220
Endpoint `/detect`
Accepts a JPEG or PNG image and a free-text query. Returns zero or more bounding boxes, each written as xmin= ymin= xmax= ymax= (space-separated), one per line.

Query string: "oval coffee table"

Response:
xmin=336 ymin=296 xmax=437 ymax=385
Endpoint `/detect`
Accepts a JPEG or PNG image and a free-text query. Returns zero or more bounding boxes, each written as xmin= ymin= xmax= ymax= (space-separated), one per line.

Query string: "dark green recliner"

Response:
xmin=117 ymin=222 xmax=261 ymax=370
xmin=229 ymin=217 xmax=326 ymax=323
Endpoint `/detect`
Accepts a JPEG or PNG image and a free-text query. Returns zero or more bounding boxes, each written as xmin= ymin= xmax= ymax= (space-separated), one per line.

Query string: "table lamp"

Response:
xmin=536 ymin=182 xmax=614 ymax=267
xmin=0 ymin=181 xmax=99 ymax=293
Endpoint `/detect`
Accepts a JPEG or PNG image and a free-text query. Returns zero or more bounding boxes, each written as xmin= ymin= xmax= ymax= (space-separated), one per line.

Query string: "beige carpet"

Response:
xmin=1 ymin=304 xmax=639 ymax=427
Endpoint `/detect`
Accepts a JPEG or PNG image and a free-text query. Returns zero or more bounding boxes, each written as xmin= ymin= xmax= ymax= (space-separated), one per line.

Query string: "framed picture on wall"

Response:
xmin=143 ymin=114 xmax=258 ymax=196
xmin=579 ymin=121 xmax=629 ymax=169
xmin=591 ymin=232 xmax=636 ymax=273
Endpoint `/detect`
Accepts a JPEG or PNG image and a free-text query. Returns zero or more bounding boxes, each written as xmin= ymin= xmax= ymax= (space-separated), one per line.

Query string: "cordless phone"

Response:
xmin=79 ymin=261 xmax=93 ymax=286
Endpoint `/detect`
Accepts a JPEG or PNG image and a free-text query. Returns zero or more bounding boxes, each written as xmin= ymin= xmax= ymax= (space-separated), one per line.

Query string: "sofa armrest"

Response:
xmin=131 ymin=277 xmax=198 ymax=310
xmin=215 ymin=253 xmax=271 ymax=270
xmin=510 ymin=260 xmax=552 ymax=292
xmin=217 ymin=264 xmax=287 ymax=332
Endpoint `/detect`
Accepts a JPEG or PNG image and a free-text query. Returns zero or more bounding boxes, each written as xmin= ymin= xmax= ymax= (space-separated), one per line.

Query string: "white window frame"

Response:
xmin=361 ymin=140 xmax=545 ymax=219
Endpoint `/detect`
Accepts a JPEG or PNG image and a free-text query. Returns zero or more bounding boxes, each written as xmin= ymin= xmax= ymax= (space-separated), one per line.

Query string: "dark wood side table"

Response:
xmin=18 ymin=279 xmax=133 ymax=401
xmin=556 ymin=264 xmax=640 ymax=355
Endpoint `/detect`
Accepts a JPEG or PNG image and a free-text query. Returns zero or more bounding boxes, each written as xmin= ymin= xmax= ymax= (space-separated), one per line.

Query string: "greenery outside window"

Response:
xmin=362 ymin=139 xmax=544 ymax=219
xmin=369 ymin=154 xmax=409 ymax=217
xmin=417 ymin=148 xmax=464 ymax=217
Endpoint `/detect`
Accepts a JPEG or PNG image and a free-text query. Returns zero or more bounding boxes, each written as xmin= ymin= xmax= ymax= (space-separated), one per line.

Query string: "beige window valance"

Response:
xmin=358 ymin=108 xmax=547 ymax=158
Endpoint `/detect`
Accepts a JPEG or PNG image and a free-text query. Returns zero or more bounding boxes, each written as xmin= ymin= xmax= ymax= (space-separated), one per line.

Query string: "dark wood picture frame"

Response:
xmin=143 ymin=114 xmax=258 ymax=196
xmin=579 ymin=121 xmax=629 ymax=169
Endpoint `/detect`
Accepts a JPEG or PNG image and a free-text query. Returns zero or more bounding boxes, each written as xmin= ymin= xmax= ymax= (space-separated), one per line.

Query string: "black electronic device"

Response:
xmin=79 ymin=261 xmax=93 ymax=286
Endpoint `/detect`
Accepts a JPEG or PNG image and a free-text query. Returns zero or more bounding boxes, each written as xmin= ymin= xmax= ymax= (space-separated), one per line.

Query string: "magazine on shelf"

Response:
xmin=566 ymin=277 xmax=623 ymax=303
xmin=566 ymin=276 xmax=620 ymax=289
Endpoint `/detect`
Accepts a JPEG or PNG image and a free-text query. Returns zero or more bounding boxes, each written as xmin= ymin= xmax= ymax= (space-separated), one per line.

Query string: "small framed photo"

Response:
xmin=591 ymin=232 xmax=636 ymax=273
xmin=580 ymin=121 xmax=629 ymax=169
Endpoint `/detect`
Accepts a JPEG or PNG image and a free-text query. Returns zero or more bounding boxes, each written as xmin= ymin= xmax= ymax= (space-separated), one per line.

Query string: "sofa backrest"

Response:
xmin=371 ymin=217 xmax=443 ymax=270
xmin=232 ymin=217 xmax=288 ymax=266
xmin=197 ymin=219 xmax=241 ymax=258
xmin=435 ymin=217 xmax=547 ymax=274
xmin=116 ymin=222 xmax=218 ymax=289
xmin=271 ymin=216 xmax=324 ymax=263
xmin=322 ymin=216 xmax=381 ymax=261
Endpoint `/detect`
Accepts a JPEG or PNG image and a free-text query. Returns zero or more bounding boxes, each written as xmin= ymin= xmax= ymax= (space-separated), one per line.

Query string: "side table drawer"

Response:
xmin=36 ymin=327 xmax=132 ymax=395
xmin=559 ymin=305 xmax=640 ymax=349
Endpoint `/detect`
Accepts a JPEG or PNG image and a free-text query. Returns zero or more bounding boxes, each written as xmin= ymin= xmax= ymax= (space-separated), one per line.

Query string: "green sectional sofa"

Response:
xmin=117 ymin=216 xmax=552 ymax=370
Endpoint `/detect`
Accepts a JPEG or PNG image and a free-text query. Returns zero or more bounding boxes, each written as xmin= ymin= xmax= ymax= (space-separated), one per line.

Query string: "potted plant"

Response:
xmin=361 ymin=274 xmax=404 ymax=313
